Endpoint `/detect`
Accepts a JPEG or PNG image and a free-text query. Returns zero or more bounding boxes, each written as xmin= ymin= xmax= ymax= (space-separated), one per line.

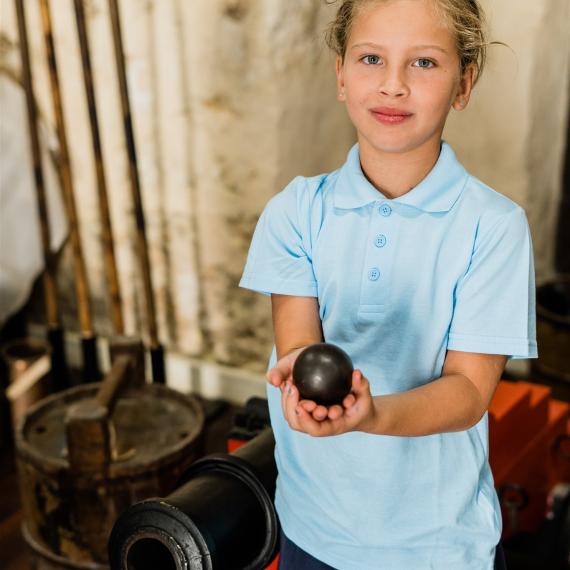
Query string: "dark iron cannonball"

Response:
xmin=292 ymin=343 xmax=354 ymax=406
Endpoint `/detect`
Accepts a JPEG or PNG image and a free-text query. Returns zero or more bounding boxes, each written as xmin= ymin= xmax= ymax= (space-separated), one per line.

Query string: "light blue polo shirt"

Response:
xmin=239 ymin=142 xmax=537 ymax=570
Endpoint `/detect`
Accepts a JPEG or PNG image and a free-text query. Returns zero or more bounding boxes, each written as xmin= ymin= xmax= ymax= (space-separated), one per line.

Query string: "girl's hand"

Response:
xmin=281 ymin=369 xmax=377 ymax=437
xmin=266 ymin=347 xmax=306 ymax=390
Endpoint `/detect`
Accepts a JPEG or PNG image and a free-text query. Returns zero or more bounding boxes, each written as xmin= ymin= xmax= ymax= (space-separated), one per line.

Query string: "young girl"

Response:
xmin=240 ymin=0 xmax=536 ymax=568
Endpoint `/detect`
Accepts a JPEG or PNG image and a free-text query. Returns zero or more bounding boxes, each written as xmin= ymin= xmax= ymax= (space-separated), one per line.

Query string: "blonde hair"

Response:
xmin=325 ymin=0 xmax=492 ymax=84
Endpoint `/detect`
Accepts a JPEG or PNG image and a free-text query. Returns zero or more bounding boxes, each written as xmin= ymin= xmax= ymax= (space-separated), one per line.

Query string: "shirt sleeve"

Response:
xmin=239 ymin=176 xmax=318 ymax=297
xmin=447 ymin=206 xmax=537 ymax=359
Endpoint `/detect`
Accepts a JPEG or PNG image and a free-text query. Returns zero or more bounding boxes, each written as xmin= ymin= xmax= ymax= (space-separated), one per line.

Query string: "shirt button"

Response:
xmin=379 ymin=203 xmax=392 ymax=217
xmin=368 ymin=268 xmax=381 ymax=281
xmin=374 ymin=234 xmax=387 ymax=248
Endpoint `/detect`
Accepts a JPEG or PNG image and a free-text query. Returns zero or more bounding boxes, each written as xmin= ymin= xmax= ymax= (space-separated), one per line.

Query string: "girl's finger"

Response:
xmin=299 ymin=399 xmax=317 ymax=413
xmin=351 ymin=368 xmax=362 ymax=386
xmin=267 ymin=351 xmax=298 ymax=387
xmin=281 ymin=381 xmax=297 ymax=428
xmin=284 ymin=382 xmax=302 ymax=428
xmin=343 ymin=393 xmax=356 ymax=408
xmin=312 ymin=405 xmax=328 ymax=422
xmin=352 ymin=369 xmax=371 ymax=395
xmin=267 ymin=367 xmax=286 ymax=387
xmin=295 ymin=405 xmax=321 ymax=436
xmin=328 ymin=405 xmax=344 ymax=421
xmin=280 ymin=378 xmax=289 ymax=414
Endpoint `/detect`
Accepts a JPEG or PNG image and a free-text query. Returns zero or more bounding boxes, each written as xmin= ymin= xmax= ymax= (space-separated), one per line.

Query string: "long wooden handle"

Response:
xmin=65 ymin=355 xmax=130 ymax=474
xmin=65 ymin=338 xmax=145 ymax=474
xmin=108 ymin=0 xmax=165 ymax=383
xmin=15 ymin=0 xmax=69 ymax=391
xmin=39 ymin=0 xmax=100 ymax=383
xmin=38 ymin=0 xmax=92 ymax=337
xmin=73 ymin=0 xmax=124 ymax=336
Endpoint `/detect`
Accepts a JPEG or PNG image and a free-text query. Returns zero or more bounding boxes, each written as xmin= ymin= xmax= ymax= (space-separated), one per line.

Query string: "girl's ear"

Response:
xmin=452 ymin=63 xmax=477 ymax=111
xmin=336 ymin=55 xmax=346 ymax=101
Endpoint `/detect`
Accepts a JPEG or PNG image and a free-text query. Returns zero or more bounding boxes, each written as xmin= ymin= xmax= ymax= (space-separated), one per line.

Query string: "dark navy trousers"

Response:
xmin=278 ymin=530 xmax=508 ymax=570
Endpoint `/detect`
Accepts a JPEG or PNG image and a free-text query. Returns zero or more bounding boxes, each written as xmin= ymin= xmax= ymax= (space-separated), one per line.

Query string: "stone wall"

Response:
xmin=1 ymin=0 xmax=568 ymax=382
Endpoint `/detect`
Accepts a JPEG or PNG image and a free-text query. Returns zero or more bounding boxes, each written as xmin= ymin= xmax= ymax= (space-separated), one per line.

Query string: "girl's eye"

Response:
xmin=414 ymin=58 xmax=435 ymax=69
xmin=361 ymin=55 xmax=382 ymax=65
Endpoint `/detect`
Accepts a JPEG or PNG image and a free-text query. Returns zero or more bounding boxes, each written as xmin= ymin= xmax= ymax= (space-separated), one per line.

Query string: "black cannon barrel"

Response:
xmin=108 ymin=428 xmax=279 ymax=570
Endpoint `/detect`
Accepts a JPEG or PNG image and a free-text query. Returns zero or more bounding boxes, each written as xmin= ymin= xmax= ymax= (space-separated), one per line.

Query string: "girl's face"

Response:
xmin=336 ymin=0 xmax=475 ymax=156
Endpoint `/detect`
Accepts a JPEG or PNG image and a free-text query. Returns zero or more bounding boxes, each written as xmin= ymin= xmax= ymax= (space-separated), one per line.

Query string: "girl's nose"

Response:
xmin=378 ymin=69 xmax=410 ymax=98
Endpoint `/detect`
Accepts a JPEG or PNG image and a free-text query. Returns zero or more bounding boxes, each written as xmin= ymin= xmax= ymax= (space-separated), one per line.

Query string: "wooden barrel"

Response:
xmin=15 ymin=340 xmax=205 ymax=569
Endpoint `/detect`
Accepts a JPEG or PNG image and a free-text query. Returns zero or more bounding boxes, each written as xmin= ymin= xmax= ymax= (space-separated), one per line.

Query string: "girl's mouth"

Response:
xmin=370 ymin=107 xmax=413 ymax=125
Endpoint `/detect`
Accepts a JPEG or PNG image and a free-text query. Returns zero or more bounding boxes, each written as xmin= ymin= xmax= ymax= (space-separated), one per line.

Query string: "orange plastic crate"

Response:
xmin=489 ymin=381 xmax=569 ymax=538
xmin=489 ymin=382 xmax=550 ymax=476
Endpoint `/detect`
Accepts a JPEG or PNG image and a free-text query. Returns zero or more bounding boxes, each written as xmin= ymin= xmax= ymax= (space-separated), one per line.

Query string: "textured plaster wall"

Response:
xmin=444 ymin=0 xmax=570 ymax=281
xmin=1 ymin=0 xmax=568 ymax=377
xmin=0 ymin=0 xmax=353 ymax=374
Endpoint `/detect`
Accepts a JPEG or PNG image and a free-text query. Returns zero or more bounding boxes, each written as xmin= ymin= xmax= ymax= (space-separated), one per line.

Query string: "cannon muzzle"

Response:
xmin=108 ymin=428 xmax=279 ymax=570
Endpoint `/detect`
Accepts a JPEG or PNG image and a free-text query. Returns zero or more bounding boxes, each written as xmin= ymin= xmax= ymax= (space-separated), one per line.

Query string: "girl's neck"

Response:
xmin=358 ymin=137 xmax=442 ymax=200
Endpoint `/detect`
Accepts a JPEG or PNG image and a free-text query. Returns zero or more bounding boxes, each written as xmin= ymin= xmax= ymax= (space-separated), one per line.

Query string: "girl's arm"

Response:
xmin=284 ymin=350 xmax=507 ymax=437
xmin=269 ymin=293 xmax=507 ymax=436
xmin=365 ymin=351 xmax=507 ymax=436
xmin=266 ymin=294 xmax=323 ymax=389
xmin=272 ymin=294 xmax=323 ymax=359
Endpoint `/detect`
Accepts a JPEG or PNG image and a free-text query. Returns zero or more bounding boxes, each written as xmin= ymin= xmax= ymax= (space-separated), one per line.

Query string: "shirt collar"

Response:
xmin=333 ymin=141 xmax=468 ymax=213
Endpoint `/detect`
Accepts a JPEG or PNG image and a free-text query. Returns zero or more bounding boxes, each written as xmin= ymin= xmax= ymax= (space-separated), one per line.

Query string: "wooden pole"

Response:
xmin=107 ymin=0 xmax=166 ymax=383
xmin=14 ymin=0 xmax=69 ymax=392
xmin=73 ymin=0 xmax=125 ymax=336
xmin=39 ymin=0 xmax=100 ymax=383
